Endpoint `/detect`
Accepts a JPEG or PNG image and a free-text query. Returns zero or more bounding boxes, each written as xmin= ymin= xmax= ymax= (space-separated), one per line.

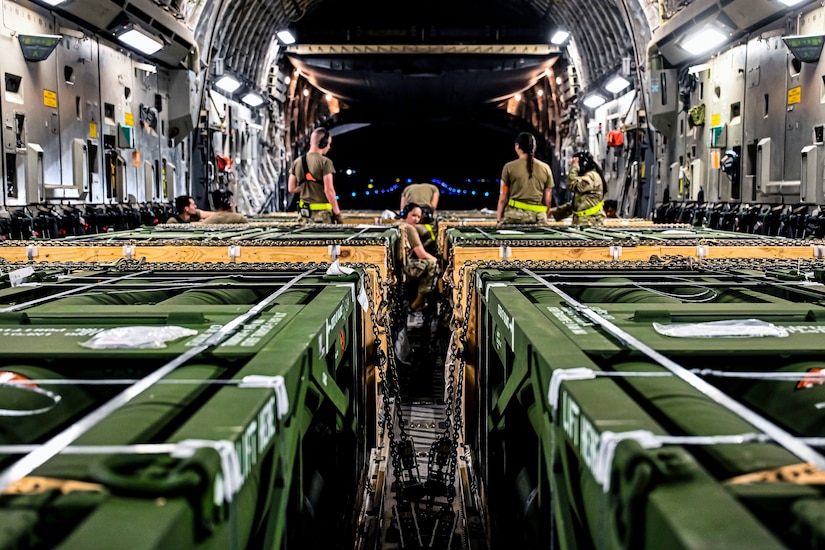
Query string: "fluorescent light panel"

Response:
xmin=242 ymin=93 xmax=264 ymax=107
xmin=277 ymin=30 xmax=296 ymax=44
xmin=215 ymin=75 xmax=242 ymax=93
xmin=550 ymin=30 xmax=570 ymax=45
xmin=779 ymin=0 xmax=804 ymax=5
xmin=605 ymin=75 xmax=630 ymax=94
xmin=583 ymin=94 xmax=606 ymax=108
xmin=681 ymin=28 xmax=728 ymax=55
xmin=42 ymin=0 xmax=67 ymax=5
xmin=118 ymin=28 xmax=163 ymax=55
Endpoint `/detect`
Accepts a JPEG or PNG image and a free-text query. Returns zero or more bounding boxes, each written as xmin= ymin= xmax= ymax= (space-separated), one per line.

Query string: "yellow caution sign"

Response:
xmin=788 ymin=86 xmax=802 ymax=105
xmin=124 ymin=112 xmax=134 ymax=127
xmin=43 ymin=90 xmax=57 ymax=108
xmin=711 ymin=114 xmax=721 ymax=127
xmin=90 ymin=122 xmax=97 ymax=139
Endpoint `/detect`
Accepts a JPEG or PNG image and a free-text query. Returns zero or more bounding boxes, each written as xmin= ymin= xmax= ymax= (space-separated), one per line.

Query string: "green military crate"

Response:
xmin=468 ymin=258 xmax=825 ymax=548
xmin=0 ymin=263 xmax=374 ymax=549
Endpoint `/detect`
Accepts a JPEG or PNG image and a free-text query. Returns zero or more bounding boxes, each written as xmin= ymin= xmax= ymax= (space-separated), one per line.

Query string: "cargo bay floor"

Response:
xmin=372 ymin=305 xmax=486 ymax=549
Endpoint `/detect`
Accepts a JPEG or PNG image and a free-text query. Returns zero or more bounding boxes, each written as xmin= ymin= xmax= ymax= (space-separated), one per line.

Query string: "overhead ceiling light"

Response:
xmin=277 ymin=30 xmax=296 ymax=45
xmin=550 ymin=30 xmax=570 ymax=45
xmin=680 ymin=27 xmax=728 ymax=55
xmin=583 ymin=94 xmax=606 ymax=108
xmin=215 ymin=75 xmax=242 ymax=93
xmin=241 ymin=93 xmax=264 ymax=107
xmin=117 ymin=26 xmax=163 ymax=55
xmin=779 ymin=0 xmax=805 ymax=5
xmin=604 ymin=75 xmax=630 ymax=94
xmin=41 ymin=0 xmax=67 ymax=5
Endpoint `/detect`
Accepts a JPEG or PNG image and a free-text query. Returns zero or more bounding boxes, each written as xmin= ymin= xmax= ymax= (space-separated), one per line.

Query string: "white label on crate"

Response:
xmin=496 ymin=303 xmax=515 ymax=343
xmin=236 ymin=395 xmax=277 ymax=486
xmin=223 ymin=313 xmax=287 ymax=348
xmin=561 ymin=390 xmax=600 ymax=481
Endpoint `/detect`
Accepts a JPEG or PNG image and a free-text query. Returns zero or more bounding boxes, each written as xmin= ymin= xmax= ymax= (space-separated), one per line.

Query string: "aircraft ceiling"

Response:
xmin=50 ymin=0 xmax=653 ymax=123
xmin=212 ymin=0 xmax=641 ymax=122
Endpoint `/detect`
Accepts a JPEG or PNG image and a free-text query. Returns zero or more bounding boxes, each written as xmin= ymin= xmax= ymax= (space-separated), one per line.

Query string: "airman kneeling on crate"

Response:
xmin=400 ymin=203 xmax=438 ymax=312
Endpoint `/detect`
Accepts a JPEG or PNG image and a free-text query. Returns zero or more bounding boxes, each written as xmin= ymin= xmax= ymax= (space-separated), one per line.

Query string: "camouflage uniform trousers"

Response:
xmin=573 ymin=212 xmax=605 ymax=226
xmin=500 ymin=205 xmax=548 ymax=224
xmin=302 ymin=210 xmax=333 ymax=224
xmin=406 ymin=258 xmax=439 ymax=294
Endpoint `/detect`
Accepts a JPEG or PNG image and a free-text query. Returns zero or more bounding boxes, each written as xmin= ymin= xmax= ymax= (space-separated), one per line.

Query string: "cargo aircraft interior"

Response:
xmin=2 ymin=0 xmax=825 ymax=549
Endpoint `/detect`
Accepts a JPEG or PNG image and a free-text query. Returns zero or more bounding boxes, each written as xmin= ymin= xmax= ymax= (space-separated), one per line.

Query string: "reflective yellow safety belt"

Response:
xmin=299 ymin=200 xmax=332 ymax=211
xmin=424 ymin=224 xmax=435 ymax=242
xmin=574 ymin=200 xmax=604 ymax=217
xmin=507 ymin=199 xmax=546 ymax=213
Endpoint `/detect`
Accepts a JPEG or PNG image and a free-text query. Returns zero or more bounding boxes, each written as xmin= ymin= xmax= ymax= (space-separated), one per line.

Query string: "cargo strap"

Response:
xmin=173 ymin=439 xmax=243 ymax=504
xmin=522 ymin=268 xmax=825 ymax=474
xmin=0 ymin=270 xmax=317 ymax=494
xmin=299 ymin=200 xmax=332 ymax=211
xmin=238 ymin=375 xmax=289 ymax=419
xmin=592 ymin=430 xmax=822 ymax=492
xmin=0 ymin=440 xmax=243 ymax=502
xmin=550 ymin=366 xmax=825 ymax=413
xmin=0 ymin=373 xmax=62 ymax=417
xmin=507 ymin=199 xmax=546 ymax=213
xmin=424 ymin=223 xmax=436 ymax=242
xmin=574 ymin=200 xmax=604 ymax=217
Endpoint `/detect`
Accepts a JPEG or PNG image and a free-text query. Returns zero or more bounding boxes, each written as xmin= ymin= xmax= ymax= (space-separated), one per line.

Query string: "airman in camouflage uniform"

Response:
xmin=400 ymin=205 xmax=439 ymax=311
xmin=553 ymin=152 xmax=606 ymax=227
xmin=497 ymin=132 xmax=554 ymax=225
